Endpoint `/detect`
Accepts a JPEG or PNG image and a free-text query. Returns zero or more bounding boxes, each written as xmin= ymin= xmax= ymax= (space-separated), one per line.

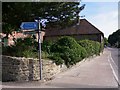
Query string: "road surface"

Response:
xmin=107 ymin=47 xmax=119 ymax=85
xmin=2 ymin=48 xmax=119 ymax=88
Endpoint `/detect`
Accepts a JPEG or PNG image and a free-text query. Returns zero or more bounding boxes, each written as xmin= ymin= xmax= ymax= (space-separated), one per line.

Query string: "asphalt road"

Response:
xmin=42 ymin=48 xmax=118 ymax=88
xmin=2 ymin=48 xmax=119 ymax=88
xmin=107 ymin=47 xmax=119 ymax=84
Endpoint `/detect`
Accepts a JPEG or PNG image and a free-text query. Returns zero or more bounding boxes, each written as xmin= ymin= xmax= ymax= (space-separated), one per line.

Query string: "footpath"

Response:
xmin=2 ymin=48 xmax=118 ymax=88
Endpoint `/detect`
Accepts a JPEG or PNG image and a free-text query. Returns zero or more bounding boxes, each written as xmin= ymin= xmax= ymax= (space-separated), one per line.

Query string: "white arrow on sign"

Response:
xmin=20 ymin=22 xmax=38 ymax=30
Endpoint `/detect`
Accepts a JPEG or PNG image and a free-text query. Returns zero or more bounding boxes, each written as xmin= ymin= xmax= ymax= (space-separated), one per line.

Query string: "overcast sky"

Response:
xmin=80 ymin=1 xmax=118 ymax=38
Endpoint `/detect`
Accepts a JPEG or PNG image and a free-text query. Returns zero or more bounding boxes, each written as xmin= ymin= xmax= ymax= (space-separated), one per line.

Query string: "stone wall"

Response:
xmin=2 ymin=55 xmax=67 ymax=82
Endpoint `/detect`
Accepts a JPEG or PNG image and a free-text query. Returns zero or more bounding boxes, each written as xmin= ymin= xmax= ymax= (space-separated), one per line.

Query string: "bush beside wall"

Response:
xmin=50 ymin=36 xmax=87 ymax=67
xmin=2 ymin=36 xmax=104 ymax=82
xmin=2 ymin=36 xmax=103 ymax=68
xmin=78 ymin=39 xmax=101 ymax=57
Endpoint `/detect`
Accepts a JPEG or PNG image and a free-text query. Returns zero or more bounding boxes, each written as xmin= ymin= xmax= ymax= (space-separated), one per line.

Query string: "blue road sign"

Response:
xmin=20 ymin=22 xmax=38 ymax=30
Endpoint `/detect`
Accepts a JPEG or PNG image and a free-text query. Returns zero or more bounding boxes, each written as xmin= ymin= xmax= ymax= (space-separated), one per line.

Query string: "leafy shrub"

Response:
xmin=78 ymin=39 xmax=101 ymax=57
xmin=100 ymin=42 xmax=104 ymax=52
xmin=41 ymin=40 xmax=53 ymax=54
xmin=93 ymin=41 xmax=101 ymax=55
xmin=22 ymin=50 xmax=38 ymax=58
xmin=50 ymin=36 xmax=87 ymax=67
xmin=2 ymin=45 xmax=17 ymax=56
xmin=41 ymin=51 xmax=49 ymax=59
xmin=51 ymin=36 xmax=82 ymax=52
xmin=104 ymin=37 xmax=108 ymax=46
xmin=2 ymin=36 xmax=103 ymax=67
xmin=80 ymin=46 xmax=87 ymax=59
xmin=49 ymin=53 xmax=64 ymax=65
xmin=2 ymin=37 xmax=38 ymax=58
xmin=78 ymin=40 xmax=94 ymax=57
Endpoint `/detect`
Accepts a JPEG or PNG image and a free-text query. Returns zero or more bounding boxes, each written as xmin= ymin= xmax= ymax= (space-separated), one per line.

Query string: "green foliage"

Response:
xmin=104 ymin=37 xmax=108 ymax=46
xmin=41 ymin=40 xmax=53 ymax=54
xmin=3 ymin=36 xmax=102 ymax=67
xmin=78 ymin=40 xmax=101 ymax=57
xmin=41 ymin=51 xmax=49 ymax=59
xmin=2 ymin=37 xmax=38 ymax=58
xmin=78 ymin=40 xmax=94 ymax=57
xmin=61 ymin=47 xmax=87 ymax=67
xmin=22 ymin=50 xmax=38 ymax=58
xmin=49 ymin=53 xmax=64 ymax=65
xmin=93 ymin=41 xmax=101 ymax=55
xmin=3 ymin=2 xmax=85 ymax=35
xmin=51 ymin=36 xmax=81 ymax=52
xmin=100 ymin=42 xmax=104 ymax=53
xmin=2 ymin=23 xmax=14 ymax=38
xmin=50 ymin=36 xmax=87 ymax=67
xmin=108 ymin=29 xmax=120 ymax=48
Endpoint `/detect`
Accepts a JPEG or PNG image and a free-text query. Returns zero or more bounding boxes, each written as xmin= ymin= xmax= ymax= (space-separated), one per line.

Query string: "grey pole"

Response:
xmin=38 ymin=20 xmax=42 ymax=80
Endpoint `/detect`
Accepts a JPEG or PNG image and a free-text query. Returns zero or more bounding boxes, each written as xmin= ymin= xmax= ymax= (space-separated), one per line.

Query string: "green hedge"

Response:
xmin=78 ymin=39 xmax=101 ymax=57
xmin=41 ymin=40 xmax=53 ymax=54
xmin=48 ymin=53 xmax=64 ymax=65
xmin=50 ymin=36 xmax=87 ymax=67
xmin=2 ymin=37 xmax=38 ymax=58
xmin=2 ymin=36 xmax=103 ymax=68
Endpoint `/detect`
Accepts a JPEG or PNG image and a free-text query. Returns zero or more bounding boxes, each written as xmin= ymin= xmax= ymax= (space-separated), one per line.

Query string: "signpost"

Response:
xmin=37 ymin=20 xmax=42 ymax=80
xmin=20 ymin=22 xmax=38 ymax=30
xmin=20 ymin=20 xmax=43 ymax=80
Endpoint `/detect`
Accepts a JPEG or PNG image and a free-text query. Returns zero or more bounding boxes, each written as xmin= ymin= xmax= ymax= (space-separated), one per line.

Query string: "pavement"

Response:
xmin=1 ymin=48 xmax=119 ymax=88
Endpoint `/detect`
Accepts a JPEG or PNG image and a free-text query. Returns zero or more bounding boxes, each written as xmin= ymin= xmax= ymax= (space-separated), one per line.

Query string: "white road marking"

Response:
xmin=108 ymin=53 xmax=119 ymax=84
xmin=110 ymin=52 xmax=118 ymax=69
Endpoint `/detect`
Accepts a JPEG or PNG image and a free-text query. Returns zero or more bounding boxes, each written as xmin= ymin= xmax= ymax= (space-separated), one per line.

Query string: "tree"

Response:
xmin=108 ymin=29 xmax=120 ymax=47
xmin=2 ymin=23 xmax=14 ymax=39
xmin=2 ymin=2 xmax=85 ymax=37
xmin=104 ymin=37 xmax=108 ymax=46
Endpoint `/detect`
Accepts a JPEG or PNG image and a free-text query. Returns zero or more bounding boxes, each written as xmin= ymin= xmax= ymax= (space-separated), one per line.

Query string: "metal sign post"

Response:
xmin=20 ymin=19 xmax=43 ymax=80
xmin=38 ymin=20 xmax=42 ymax=80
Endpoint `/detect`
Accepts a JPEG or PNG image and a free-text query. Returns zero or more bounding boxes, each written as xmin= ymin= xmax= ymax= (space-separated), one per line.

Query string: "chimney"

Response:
xmin=77 ymin=15 xmax=85 ymax=25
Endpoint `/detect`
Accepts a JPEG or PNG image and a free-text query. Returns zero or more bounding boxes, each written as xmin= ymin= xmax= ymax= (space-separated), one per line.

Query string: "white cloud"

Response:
xmin=87 ymin=10 xmax=118 ymax=38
